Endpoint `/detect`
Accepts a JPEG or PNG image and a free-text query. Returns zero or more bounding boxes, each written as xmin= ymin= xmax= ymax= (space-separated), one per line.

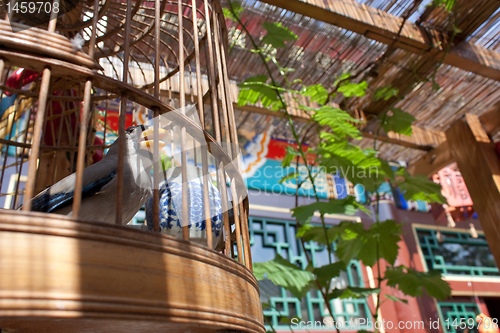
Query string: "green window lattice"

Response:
xmin=249 ymin=216 xmax=372 ymax=331
xmin=416 ymin=228 xmax=499 ymax=277
xmin=437 ymin=302 xmax=480 ymax=333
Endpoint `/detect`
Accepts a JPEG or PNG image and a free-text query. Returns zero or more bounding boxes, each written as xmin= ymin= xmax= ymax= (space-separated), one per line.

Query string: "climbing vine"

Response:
xmin=224 ymin=1 xmax=457 ymax=332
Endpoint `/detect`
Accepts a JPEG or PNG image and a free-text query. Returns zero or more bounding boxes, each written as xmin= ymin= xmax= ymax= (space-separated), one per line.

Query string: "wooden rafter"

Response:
xmin=445 ymin=113 xmax=500 ymax=266
xmin=236 ymin=101 xmax=446 ymax=151
xmin=358 ymin=0 xmax=499 ymax=116
xmin=256 ymin=0 xmax=500 ymax=82
xmin=409 ymin=104 xmax=500 ymax=176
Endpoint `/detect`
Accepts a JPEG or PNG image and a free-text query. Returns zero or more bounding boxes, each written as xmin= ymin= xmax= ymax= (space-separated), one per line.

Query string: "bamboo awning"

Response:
xmin=222 ymin=0 xmax=500 ymax=164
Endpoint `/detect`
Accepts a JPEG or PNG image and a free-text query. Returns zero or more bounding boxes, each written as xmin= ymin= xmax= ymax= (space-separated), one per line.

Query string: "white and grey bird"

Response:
xmin=28 ymin=125 xmax=167 ymax=224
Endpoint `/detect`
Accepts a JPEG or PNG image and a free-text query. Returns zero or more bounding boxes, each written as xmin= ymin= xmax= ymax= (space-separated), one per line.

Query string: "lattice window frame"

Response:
xmin=415 ymin=227 xmax=499 ymax=277
xmin=437 ymin=302 xmax=481 ymax=333
xmin=249 ymin=216 xmax=372 ymax=331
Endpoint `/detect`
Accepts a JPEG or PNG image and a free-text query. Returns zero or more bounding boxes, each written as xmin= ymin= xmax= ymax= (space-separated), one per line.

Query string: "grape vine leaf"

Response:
xmin=291 ymin=196 xmax=370 ymax=223
xmin=373 ymin=86 xmax=399 ymax=101
xmin=336 ymin=220 xmax=402 ymax=267
xmin=253 ymin=254 xmax=315 ymax=299
xmin=314 ymin=262 xmax=347 ymax=287
xmin=296 ymin=223 xmax=340 ymax=245
xmin=380 ymin=107 xmax=415 ymax=137
xmin=262 ymin=22 xmax=298 ymax=48
xmin=395 ymin=168 xmax=447 ymax=204
xmin=385 ymin=266 xmax=451 ymax=300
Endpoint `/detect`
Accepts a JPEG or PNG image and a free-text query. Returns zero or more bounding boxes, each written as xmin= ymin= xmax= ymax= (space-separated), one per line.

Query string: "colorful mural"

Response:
xmin=241 ymin=129 xmax=430 ymax=212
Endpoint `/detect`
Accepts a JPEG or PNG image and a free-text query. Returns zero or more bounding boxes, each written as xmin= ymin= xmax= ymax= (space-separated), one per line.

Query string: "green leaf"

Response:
xmin=432 ymin=82 xmax=441 ymax=91
xmin=432 ymin=0 xmax=455 ymax=12
xmin=336 ymin=220 xmax=402 ymax=267
xmin=338 ymin=81 xmax=368 ymax=98
xmin=315 ymin=140 xmax=393 ymax=192
xmin=314 ymin=262 xmax=347 ymax=287
xmin=396 ymin=168 xmax=447 ymax=204
xmin=222 ymin=1 xmax=243 ymax=21
xmin=291 ymin=196 xmax=369 ymax=223
xmin=301 ymin=84 xmax=329 ymax=104
xmin=237 ymin=75 xmax=283 ymax=110
xmin=282 ymin=146 xmax=300 ymax=168
xmin=279 ymin=171 xmax=299 ymax=184
xmin=311 ymin=105 xmax=362 ymax=139
xmin=296 ymin=223 xmax=340 ymax=245
xmin=327 ymin=287 xmax=380 ymax=300
xmin=160 ymin=153 xmax=172 ymax=171
xmin=334 ymin=73 xmax=351 ymax=86
xmin=385 ymin=294 xmax=409 ymax=304
xmin=262 ymin=22 xmax=298 ymax=48
xmin=373 ymin=86 xmax=399 ymax=101
xmin=253 ymin=255 xmax=315 ymax=299
xmin=380 ymin=107 xmax=415 ymax=137
xmin=385 ymin=266 xmax=451 ymax=300
xmin=370 ymin=220 xmax=402 ymax=265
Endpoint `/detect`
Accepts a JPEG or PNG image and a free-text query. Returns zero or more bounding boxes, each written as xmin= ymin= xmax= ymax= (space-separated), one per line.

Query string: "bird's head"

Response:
xmin=125 ymin=124 xmax=168 ymax=154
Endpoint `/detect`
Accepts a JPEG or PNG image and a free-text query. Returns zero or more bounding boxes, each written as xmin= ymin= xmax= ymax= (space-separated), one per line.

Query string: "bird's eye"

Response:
xmin=125 ymin=126 xmax=135 ymax=134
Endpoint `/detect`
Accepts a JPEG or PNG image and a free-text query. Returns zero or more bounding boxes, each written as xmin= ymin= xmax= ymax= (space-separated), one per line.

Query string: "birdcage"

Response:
xmin=0 ymin=0 xmax=263 ymax=331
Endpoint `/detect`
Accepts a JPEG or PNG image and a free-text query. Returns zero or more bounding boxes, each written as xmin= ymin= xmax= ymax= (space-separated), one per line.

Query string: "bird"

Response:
xmin=26 ymin=124 xmax=167 ymax=224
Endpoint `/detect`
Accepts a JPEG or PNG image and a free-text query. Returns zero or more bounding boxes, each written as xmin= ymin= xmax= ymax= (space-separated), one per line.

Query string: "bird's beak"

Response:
xmin=141 ymin=127 xmax=169 ymax=141
xmin=139 ymin=127 xmax=168 ymax=153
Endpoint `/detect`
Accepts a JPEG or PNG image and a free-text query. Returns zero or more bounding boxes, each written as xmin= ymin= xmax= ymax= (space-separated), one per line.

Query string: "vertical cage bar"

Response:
xmin=192 ymin=0 xmax=212 ymax=248
xmin=192 ymin=0 xmax=205 ymax=129
xmin=72 ymin=0 xmax=100 ymax=217
xmin=115 ymin=0 xmax=132 ymax=224
xmin=21 ymin=0 xmax=59 ymax=210
xmin=21 ymin=69 xmax=51 ymax=211
xmin=212 ymin=10 xmax=231 ymax=152
xmin=152 ymin=0 xmax=161 ymax=232
xmin=230 ymin=180 xmax=243 ymax=264
xmin=217 ymin=161 xmax=231 ymax=256
xmin=203 ymin=0 xmax=221 ymax=143
xmin=178 ymin=0 xmax=189 ymax=240
xmin=72 ymin=79 xmax=92 ymax=217
xmin=219 ymin=20 xmax=241 ymax=167
xmin=239 ymin=199 xmax=252 ymax=269
xmin=201 ymin=146 xmax=212 ymax=248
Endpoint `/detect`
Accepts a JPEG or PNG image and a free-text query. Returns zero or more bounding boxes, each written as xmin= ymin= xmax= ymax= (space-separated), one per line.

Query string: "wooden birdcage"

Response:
xmin=0 ymin=0 xmax=263 ymax=332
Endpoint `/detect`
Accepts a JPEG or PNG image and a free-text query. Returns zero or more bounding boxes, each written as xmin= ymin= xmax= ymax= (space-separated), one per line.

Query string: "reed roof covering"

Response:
xmin=224 ymin=0 xmax=500 ymax=164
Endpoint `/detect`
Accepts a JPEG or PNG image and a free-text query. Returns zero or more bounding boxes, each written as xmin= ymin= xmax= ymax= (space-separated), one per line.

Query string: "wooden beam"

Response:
xmin=445 ymin=114 xmax=500 ymax=266
xmin=479 ymin=102 xmax=500 ymax=135
xmin=409 ymin=107 xmax=500 ymax=176
xmin=234 ymin=100 xmax=445 ymax=151
xmin=257 ymin=0 xmax=500 ymax=81
xmin=407 ymin=141 xmax=452 ymax=176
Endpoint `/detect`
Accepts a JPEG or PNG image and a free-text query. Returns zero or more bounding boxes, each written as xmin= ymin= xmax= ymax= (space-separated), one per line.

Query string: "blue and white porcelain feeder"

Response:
xmin=146 ymin=166 xmax=223 ymax=248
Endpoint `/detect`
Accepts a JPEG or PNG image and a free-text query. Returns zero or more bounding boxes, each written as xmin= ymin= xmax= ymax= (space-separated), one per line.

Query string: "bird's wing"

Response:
xmin=30 ymin=158 xmax=118 ymax=213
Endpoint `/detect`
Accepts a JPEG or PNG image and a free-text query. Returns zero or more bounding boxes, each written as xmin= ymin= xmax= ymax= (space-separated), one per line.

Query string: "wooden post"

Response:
xmin=445 ymin=113 xmax=500 ymax=266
